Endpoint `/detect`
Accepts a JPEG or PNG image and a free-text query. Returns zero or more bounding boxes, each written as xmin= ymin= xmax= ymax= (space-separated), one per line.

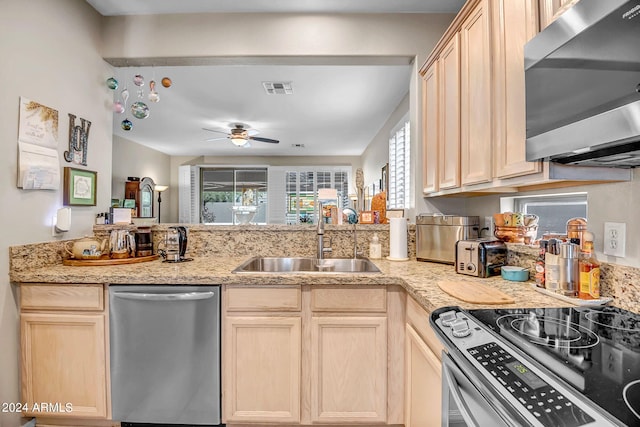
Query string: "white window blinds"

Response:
xmin=389 ymin=119 xmax=410 ymax=209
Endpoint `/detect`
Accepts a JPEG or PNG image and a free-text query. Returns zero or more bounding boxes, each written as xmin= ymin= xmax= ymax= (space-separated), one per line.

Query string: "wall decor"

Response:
xmin=381 ymin=163 xmax=389 ymax=192
xmin=17 ymin=97 xmax=60 ymax=189
xmin=63 ymin=167 xmax=97 ymax=206
xmin=360 ymin=210 xmax=374 ymax=224
xmin=64 ymin=113 xmax=91 ymax=166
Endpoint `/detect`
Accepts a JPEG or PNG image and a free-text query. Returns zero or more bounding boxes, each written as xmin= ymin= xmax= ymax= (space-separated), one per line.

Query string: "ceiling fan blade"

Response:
xmin=205 ymin=137 xmax=229 ymax=142
xmin=250 ymin=136 xmax=280 ymax=144
xmin=202 ymin=127 xmax=229 ymax=135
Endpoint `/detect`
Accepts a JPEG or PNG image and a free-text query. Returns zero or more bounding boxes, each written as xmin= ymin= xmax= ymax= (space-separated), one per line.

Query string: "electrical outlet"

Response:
xmin=483 ymin=216 xmax=494 ymax=238
xmin=604 ymin=222 xmax=626 ymax=257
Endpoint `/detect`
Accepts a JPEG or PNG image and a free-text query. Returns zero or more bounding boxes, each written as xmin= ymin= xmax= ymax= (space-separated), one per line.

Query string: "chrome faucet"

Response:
xmin=352 ymin=223 xmax=362 ymax=259
xmin=316 ymin=202 xmax=332 ymax=260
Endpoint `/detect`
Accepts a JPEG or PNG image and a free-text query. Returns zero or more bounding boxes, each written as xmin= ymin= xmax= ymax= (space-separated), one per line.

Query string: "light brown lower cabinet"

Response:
xmin=311 ymin=316 xmax=388 ymax=423
xmin=223 ymin=285 xmax=397 ymax=426
xmin=19 ymin=284 xmax=110 ymax=425
xmin=224 ymin=316 xmax=302 ymax=423
xmin=404 ymin=296 xmax=444 ymax=427
xmin=404 ymin=324 xmax=442 ymax=427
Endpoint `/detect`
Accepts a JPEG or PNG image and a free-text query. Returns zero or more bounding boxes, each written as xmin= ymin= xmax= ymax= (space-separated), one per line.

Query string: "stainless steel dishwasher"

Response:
xmin=109 ymin=285 xmax=221 ymax=425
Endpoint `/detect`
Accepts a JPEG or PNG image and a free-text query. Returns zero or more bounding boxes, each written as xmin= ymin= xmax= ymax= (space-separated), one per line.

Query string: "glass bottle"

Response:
xmin=579 ymin=236 xmax=600 ymax=300
xmin=534 ymin=240 xmax=548 ymax=288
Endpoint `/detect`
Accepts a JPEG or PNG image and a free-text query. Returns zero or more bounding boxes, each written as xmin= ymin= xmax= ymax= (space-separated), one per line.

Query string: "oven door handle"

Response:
xmin=442 ymin=355 xmax=482 ymax=427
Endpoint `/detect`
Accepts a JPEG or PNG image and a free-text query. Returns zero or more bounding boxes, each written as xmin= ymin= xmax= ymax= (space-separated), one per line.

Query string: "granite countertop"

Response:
xmin=10 ymin=256 xmax=571 ymax=313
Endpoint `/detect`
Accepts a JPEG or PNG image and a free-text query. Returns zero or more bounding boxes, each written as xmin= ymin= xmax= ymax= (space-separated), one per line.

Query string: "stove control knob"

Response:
xmin=439 ymin=310 xmax=458 ymax=327
xmin=466 ymin=263 xmax=477 ymax=272
xmin=451 ymin=319 xmax=471 ymax=338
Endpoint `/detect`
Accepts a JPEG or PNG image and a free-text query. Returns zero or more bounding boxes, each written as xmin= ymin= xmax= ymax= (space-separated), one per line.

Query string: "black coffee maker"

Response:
xmin=159 ymin=226 xmax=192 ymax=262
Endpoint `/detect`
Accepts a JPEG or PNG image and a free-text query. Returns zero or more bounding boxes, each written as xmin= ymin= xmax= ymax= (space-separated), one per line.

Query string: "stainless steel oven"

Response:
xmin=432 ymin=306 xmax=640 ymax=427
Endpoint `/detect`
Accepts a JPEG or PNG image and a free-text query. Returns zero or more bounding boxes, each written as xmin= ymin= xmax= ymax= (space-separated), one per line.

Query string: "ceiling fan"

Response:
xmin=203 ymin=123 xmax=280 ymax=147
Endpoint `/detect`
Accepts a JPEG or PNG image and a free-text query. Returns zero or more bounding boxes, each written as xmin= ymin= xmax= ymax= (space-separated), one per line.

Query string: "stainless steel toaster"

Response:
xmin=455 ymin=238 xmax=507 ymax=277
xmin=416 ymin=215 xmax=479 ymax=264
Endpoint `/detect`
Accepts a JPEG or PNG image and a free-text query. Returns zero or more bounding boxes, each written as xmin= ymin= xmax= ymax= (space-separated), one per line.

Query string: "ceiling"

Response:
xmin=90 ymin=1 xmax=464 ymax=157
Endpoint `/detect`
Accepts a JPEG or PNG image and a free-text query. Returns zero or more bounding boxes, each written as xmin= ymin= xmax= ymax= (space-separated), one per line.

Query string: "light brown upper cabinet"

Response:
xmin=421 ymin=62 xmax=439 ymax=194
xmin=460 ymin=0 xmax=493 ymax=185
xmin=492 ymin=0 xmax=543 ymax=178
xmin=539 ymin=0 xmax=580 ymax=30
xmin=437 ymin=34 xmax=461 ymax=190
xmin=418 ymin=0 xmax=628 ymax=196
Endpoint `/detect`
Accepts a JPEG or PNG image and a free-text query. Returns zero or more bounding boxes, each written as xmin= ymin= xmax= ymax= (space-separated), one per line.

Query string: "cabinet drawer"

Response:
xmin=406 ymin=296 xmax=444 ymax=359
xmin=226 ymin=286 xmax=301 ymax=312
xmin=311 ymin=287 xmax=387 ymax=313
xmin=20 ymin=284 xmax=104 ymax=311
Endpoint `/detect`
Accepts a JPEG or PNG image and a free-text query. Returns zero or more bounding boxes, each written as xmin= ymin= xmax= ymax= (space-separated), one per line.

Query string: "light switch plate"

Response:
xmin=603 ymin=222 xmax=625 ymax=257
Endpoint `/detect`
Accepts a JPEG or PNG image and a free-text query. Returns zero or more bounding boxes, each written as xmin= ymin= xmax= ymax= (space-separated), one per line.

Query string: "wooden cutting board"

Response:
xmin=438 ymin=280 xmax=515 ymax=305
xmin=62 ymin=254 xmax=159 ymax=266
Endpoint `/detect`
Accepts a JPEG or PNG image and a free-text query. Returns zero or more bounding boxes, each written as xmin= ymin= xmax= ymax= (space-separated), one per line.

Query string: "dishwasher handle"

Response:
xmin=112 ymin=291 xmax=216 ymax=301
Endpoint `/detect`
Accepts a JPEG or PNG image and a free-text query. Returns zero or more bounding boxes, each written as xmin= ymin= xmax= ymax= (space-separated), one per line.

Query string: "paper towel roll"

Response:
xmin=389 ymin=217 xmax=408 ymax=260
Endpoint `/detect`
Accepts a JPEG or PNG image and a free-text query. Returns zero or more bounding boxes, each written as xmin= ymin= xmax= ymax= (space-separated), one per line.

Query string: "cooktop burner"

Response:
xmin=497 ymin=313 xmax=599 ymax=350
xmin=469 ymin=306 xmax=640 ymax=427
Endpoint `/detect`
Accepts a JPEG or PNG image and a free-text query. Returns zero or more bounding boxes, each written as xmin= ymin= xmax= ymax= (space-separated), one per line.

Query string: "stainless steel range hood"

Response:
xmin=525 ymin=0 xmax=640 ymax=167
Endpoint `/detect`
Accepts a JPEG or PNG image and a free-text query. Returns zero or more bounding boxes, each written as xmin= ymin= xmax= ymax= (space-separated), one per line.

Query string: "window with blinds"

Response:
xmin=388 ymin=118 xmax=410 ymax=209
xmin=284 ymin=168 xmax=350 ymax=224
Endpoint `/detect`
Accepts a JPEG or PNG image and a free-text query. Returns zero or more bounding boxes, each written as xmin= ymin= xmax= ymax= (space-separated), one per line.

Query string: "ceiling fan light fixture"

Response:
xmin=231 ymin=136 xmax=248 ymax=147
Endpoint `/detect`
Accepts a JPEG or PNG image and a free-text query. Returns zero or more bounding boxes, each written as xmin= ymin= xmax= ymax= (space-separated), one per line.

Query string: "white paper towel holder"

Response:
xmin=386 ymin=256 xmax=410 ymax=262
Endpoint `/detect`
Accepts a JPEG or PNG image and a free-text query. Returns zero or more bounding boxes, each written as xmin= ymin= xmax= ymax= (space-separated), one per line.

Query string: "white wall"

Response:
xmin=360 ymin=92 xmax=408 ymax=204
xmin=112 ymin=135 xmax=171 ymax=220
xmin=0 ymin=1 xmax=112 ymax=424
xmin=101 ymin=13 xmax=454 ymax=60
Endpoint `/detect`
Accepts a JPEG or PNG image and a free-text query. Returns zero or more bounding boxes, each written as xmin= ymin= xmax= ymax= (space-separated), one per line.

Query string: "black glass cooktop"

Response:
xmin=468 ymin=306 xmax=640 ymax=427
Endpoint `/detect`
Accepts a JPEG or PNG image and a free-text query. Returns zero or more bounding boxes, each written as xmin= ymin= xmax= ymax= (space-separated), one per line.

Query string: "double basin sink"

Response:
xmin=232 ymin=256 xmax=381 ymax=274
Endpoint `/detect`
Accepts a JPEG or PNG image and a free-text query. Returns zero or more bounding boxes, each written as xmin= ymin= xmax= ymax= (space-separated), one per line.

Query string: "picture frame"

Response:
xmin=386 ymin=208 xmax=405 ymax=219
xmin=381 ymin=163 xmax=389 ymax=193
xmin=63 ymin=167 xmax=97 ymax=206
xmin=360 ymin=210 xmax=374 ymax=224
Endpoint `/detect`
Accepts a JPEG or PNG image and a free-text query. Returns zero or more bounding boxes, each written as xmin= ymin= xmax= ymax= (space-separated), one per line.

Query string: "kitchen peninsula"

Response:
xmin=8 ymin=224 xmax=605 ymax=427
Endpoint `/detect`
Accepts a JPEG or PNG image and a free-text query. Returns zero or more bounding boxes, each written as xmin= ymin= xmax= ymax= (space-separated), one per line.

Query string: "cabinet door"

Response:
xmin=21 ymin=313 xmax=107 ymax=419
xmin=493 ymin=0 xmax=543 ymax=179
xmin=438 ymin=34 xmax=461 ymax=190
xmin=460 ymin=0 xmax=493 ymax=185
xmin=224 ymin=316 xmax=301 ymax=423
xmin=539 ymin=0 xmax=579 ymax=30
xmin=405 ymin=324 xmax=442 ymax=427
xmin=422 ymin=62 xmax=439 ymax=194
xmin=311 ymin=316 xmax=387 ymax=423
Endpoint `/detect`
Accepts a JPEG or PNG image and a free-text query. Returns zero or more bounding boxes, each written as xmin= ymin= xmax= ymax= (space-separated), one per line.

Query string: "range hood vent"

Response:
xmin=262 ymin=81 xmax=293 ymax=95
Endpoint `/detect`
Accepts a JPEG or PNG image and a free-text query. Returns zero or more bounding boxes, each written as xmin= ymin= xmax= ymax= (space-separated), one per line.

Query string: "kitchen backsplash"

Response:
xmin=9 ymin=225 xmax=639 ymax=313
xmin=9 ymin=224 xmax=416 ymax=270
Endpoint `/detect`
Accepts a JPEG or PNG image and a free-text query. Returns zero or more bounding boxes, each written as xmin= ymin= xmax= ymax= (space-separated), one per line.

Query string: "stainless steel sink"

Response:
xmin=232 ymin=257 xmax=381 ymax=274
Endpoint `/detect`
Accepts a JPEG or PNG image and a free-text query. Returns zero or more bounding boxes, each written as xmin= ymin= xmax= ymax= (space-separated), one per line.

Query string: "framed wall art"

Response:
xmin=63 ymin=167 xmax=97 ymax=206
xmin=359 ymin=210 xmax=374 ymax=224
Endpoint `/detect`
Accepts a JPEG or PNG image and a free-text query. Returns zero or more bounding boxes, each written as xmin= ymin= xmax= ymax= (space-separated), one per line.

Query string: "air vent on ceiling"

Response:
xmin=263 ymin=81 xmax=293 ymax=95
xmin=291 ymin=143 xmax=305 ymax=148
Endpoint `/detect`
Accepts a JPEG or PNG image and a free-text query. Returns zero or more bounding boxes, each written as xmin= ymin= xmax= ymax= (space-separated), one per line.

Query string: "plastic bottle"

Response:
xmin=579 ymin=231 xmax=600 ymax=300
xmin=369 ymin=233 xmax=382 ymax=259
